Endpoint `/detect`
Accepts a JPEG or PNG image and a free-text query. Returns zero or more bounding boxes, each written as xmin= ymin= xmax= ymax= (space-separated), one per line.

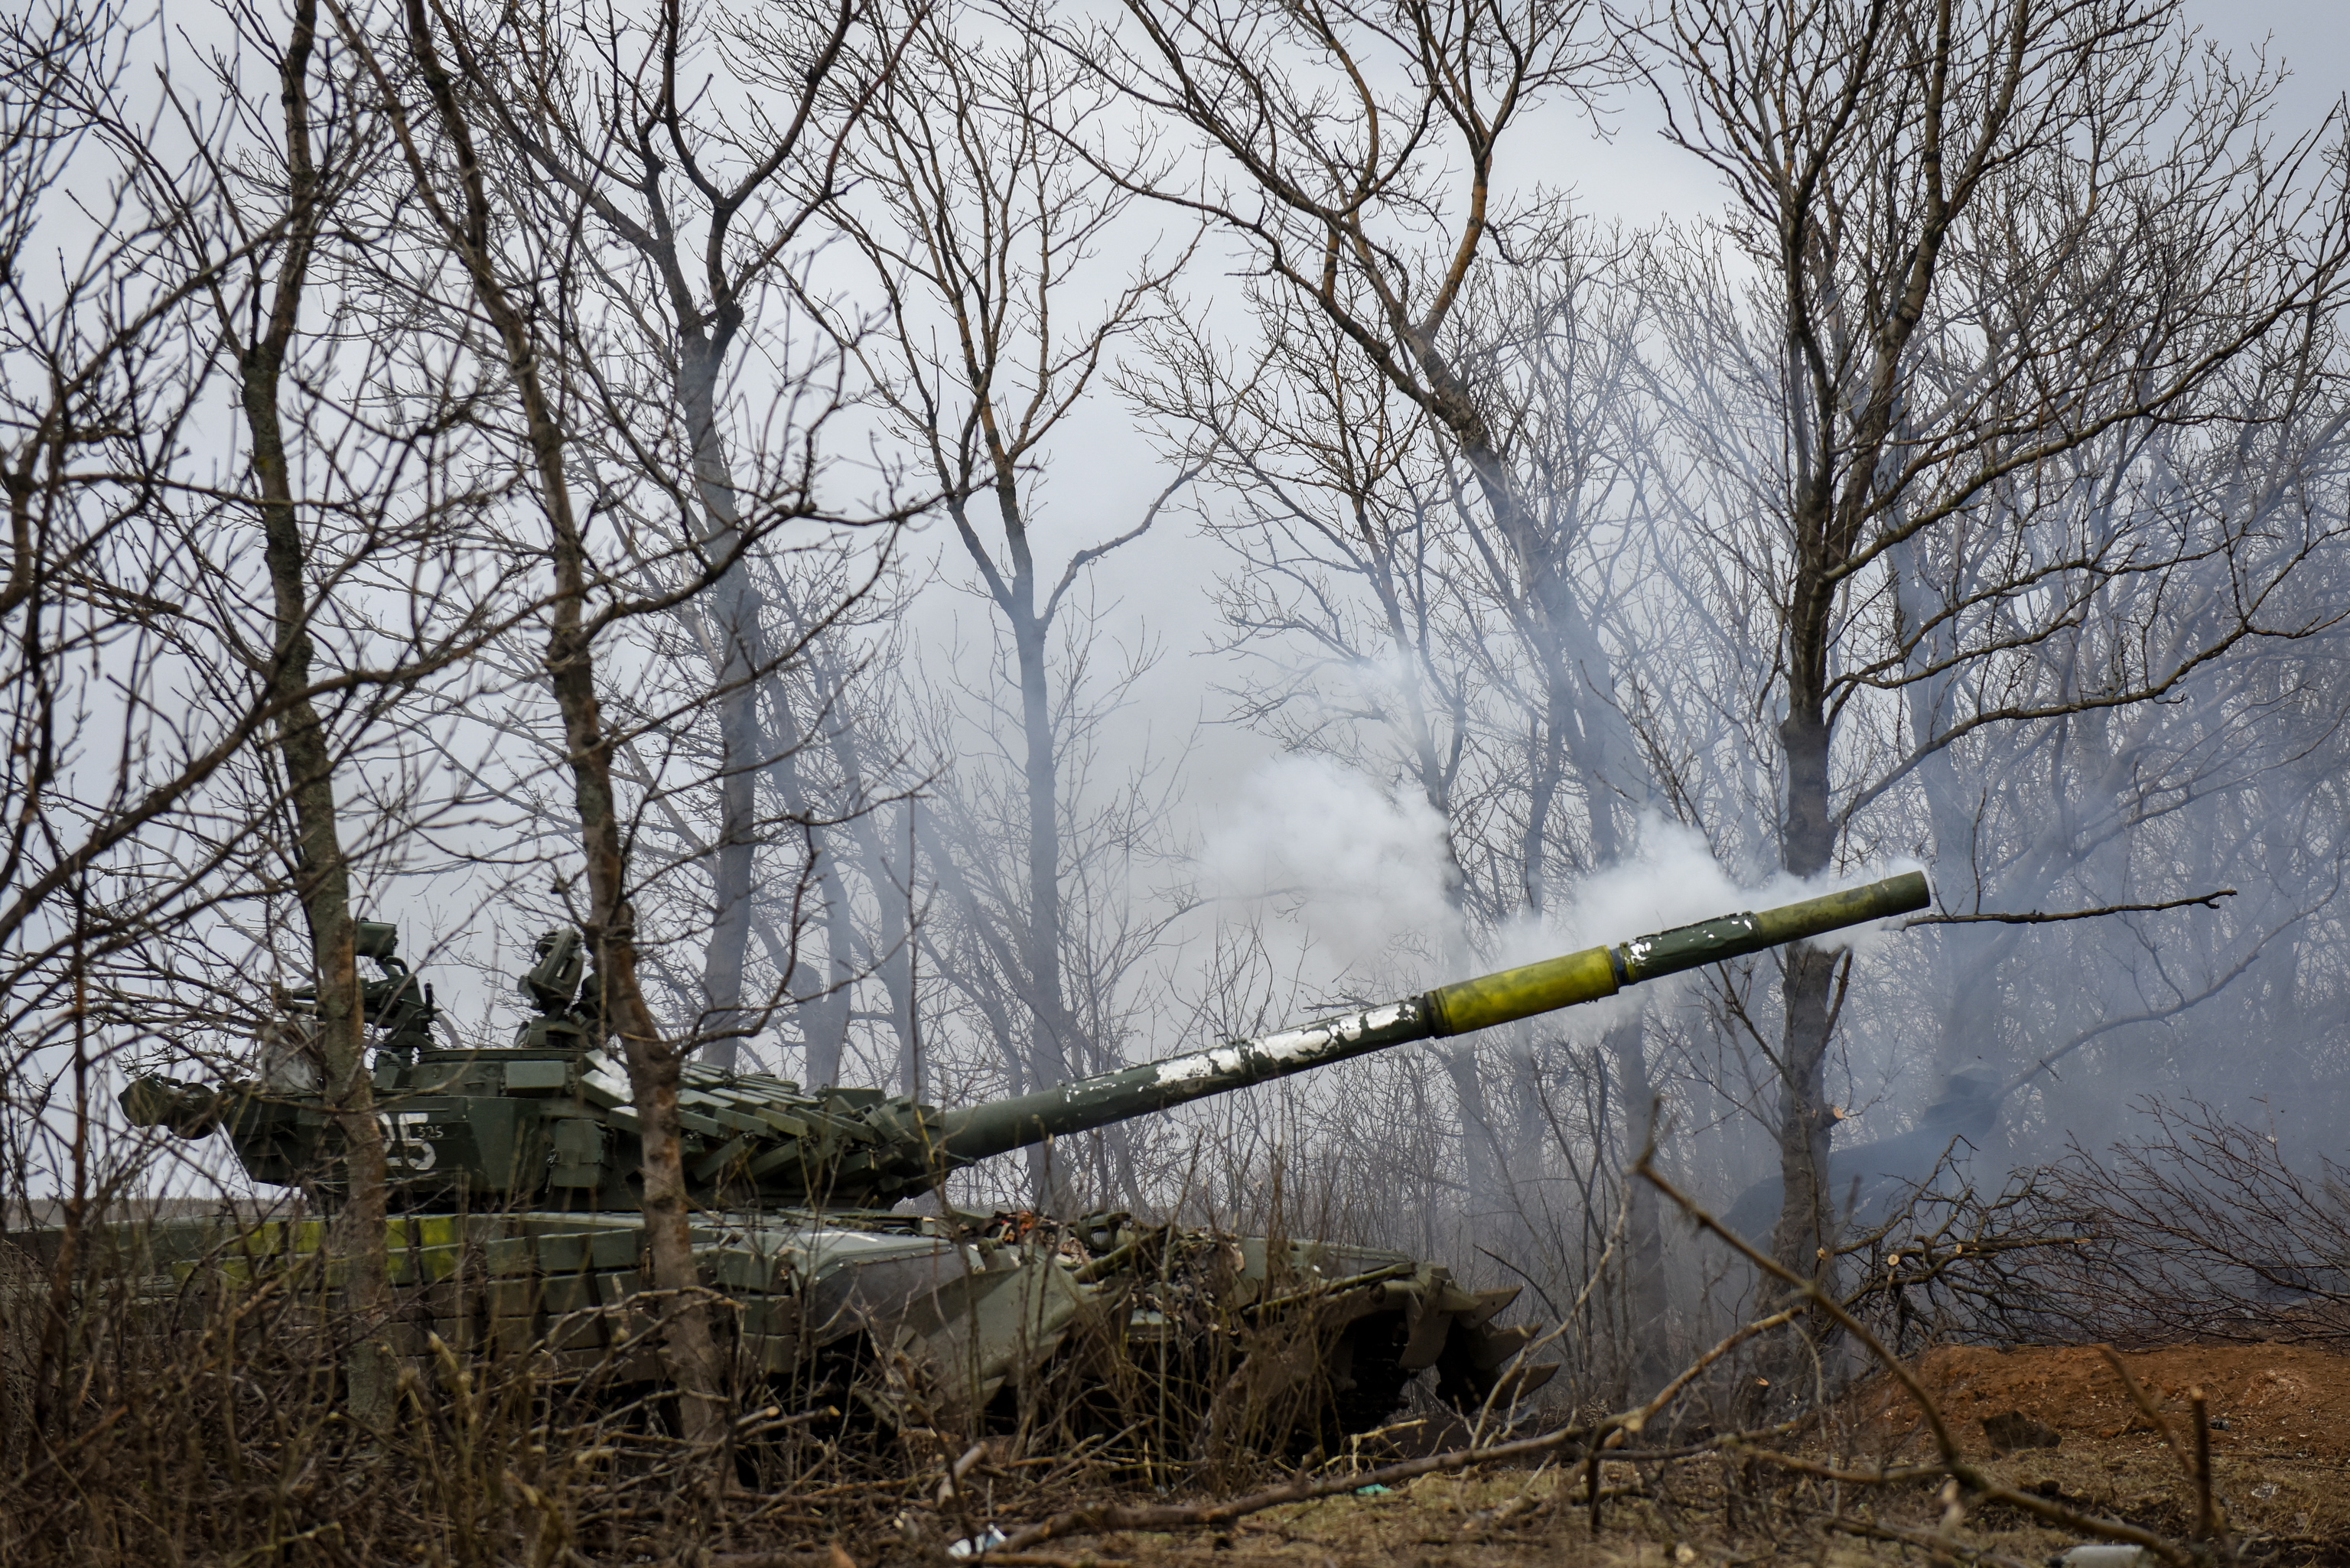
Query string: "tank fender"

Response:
xmin=1395 ymin=1281 xmax=1455 ymax=1372
xmin=1457 ymin=1284 xmax=1521 ymax=1328
xmin=893 ymin=1249 xmax=1094 ymax=1404
xmin=1460 ymin=1320 xmax=1540 ymax=1373
xmin=1434 ymin=1317 xmax=1559 ymax=1410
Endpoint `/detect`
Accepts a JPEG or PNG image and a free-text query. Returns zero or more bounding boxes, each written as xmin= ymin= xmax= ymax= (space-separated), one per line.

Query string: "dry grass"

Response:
xmin=11 ymin=1113 xmax=2350 ymax=1568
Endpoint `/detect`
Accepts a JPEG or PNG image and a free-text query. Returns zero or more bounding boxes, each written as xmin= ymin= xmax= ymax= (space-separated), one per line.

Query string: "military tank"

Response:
xmin=106 ymin=873 xmax=1928 ymax=1446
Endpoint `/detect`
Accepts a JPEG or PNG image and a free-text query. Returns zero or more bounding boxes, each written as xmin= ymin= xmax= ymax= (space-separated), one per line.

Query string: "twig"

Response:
xmin=2189 ymin=1388 xmax=2219 ymax=1543
xmin=1639 ymin=1155 xmax=1964 ymax=1469
xmin=1637 ymin=1154 xmax=2202 ymax=1567
xmin=1905 ymin=890 xmax=2234 ymax=926
xmin=2094 ymin=1345 xmax=2190 ymax=1482
xmin=1466 ymin=1166 xmax=1633 ymax=1442
xmin=1826 ymin=1513 xmax=2046 ymax=1568
xmin=1714 ymin=1452 xmax=1948 ymax=1485
xmin=940 ymin=1440 xmax=989 ymax=1505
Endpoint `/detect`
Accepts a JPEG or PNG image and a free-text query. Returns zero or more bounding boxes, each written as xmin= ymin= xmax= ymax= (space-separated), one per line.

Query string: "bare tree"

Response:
xmin=1059 ymin=0 xmax=1680 ymax=1261
xmin=339 ymin=0 xmax=779 ymax=1438
xmin=815 ymin=0 xmax=1193 ymax=1202
xmin=1645 ymin=0 xmax=2350 ymax=1289
xmin=0 ymin=0 xmax=533 ymax=1445
xmin=440 ymin=0 xmax=893 ymax=1072
xmin=1085 ymin=0 xmax=1694 ymax=1386
xmin=205 ymin=0 xmax=400 ymax=1425
xmin=1136 ymin=250 xmax=1690 ymax=1387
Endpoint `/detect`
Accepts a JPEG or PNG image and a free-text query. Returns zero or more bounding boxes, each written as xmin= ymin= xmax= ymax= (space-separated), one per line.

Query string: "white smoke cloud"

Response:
xmin=1197 ymin=754 xmax=1457 ymax=970
xmin=1523 ymin=818 xmax=1753 ymax=958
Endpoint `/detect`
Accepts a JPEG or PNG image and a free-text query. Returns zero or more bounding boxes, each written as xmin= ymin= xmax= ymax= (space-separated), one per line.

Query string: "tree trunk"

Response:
xmin=30 ymin=948 xmax=90 ymax=1444
xmin=871 ymin=801 xmax=919 ymax=1098
xmin=755 ymin=690 xmax=854 ymax=1085
xmin=1557 ymin=659 xmax=1673 ymax=1397
xmin=985 ymin=483 xmax=1085 ymax=1209
xmin=1603 ymin=1010 xmax=1672 ymax=1396
xmin=809 ymin=844 xmax=858 ymax=1087
xmin=815 ymin=688 xmax=921 ymax=1092
xmin=391 ymin=0 xmax=725 ymax=1442
xmin=242 ymin=0 xmax=392 ymax=1427
xmin=1452 ymin=415 xmax=1639 ymax=1251
xmin=1011 ymin=605 xmax=1068 ymax=1080
xmin=681 ymin=342 xmax=764 ymax=1072
xmin=1772 ymin=696 xmax=1838 ymax=1286
xmin=1441 ymin=1046 xmax=1504 ymax=1243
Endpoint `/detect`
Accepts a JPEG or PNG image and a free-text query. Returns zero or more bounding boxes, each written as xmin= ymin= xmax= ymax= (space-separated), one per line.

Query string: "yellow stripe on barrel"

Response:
xmin=1427 ymin=945 xmax=1619 ymax=1037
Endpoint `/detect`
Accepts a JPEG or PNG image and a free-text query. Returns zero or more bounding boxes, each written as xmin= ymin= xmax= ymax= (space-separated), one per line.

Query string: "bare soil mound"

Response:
xmin=1838 ymin=1341 xmax=2350 ymax=1463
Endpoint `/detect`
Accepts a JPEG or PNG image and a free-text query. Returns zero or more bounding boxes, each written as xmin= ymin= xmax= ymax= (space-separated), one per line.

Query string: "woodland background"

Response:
xmin=4 ymin=0 xmax=2350 ymax=1430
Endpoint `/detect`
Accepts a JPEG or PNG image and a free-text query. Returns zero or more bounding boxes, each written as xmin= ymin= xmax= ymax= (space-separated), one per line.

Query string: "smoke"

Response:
xmin=1196 ymin=754 xmax=1458 ymax=971
xmin=1199 ymin=782 xmax=1926 ymax=1009
xmin=1501 ymin=818 xmax=1912 ymax=955
xmin=1518 ymin=818 xmax=1751 ymax=959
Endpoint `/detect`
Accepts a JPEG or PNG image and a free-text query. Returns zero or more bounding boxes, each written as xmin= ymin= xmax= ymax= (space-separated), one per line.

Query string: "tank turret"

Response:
xmin=122 ymin=873 xmax=1928 ymax=1212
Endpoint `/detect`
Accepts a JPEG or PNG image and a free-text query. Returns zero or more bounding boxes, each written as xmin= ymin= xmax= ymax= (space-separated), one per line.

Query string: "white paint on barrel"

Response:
xmin=1150 ymin=1000 xmax=1419 ymax=1087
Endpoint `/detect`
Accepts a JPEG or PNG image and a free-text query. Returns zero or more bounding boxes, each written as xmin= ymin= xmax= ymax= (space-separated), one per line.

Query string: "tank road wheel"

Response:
xmin=1325 ymin=1311 xmax=1417 ymax=1435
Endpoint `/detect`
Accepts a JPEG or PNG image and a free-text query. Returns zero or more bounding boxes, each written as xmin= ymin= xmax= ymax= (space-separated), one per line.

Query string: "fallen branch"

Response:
xmin=975 ymin=1418 xmax=1599 ymax=1554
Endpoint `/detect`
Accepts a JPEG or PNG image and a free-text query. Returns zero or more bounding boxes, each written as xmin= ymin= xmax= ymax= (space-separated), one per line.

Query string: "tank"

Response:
xmin=103 ymin=873 xmax=1928 ymax=1443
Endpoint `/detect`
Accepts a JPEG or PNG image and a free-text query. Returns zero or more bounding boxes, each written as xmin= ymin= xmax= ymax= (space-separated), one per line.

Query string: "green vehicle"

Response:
xmin=104 ymin=873 xmax=1928 ymax=1446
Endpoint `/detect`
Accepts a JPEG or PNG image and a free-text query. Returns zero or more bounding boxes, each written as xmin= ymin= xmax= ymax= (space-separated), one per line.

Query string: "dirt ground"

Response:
xmin=1842 ymin=1342 xmax=2350 ymax=1465
xmin=973 ymin=1344 xmax=2350 ymax=1568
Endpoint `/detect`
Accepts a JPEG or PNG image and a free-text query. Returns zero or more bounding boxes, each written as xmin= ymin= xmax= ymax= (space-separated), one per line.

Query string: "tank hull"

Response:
xmin=13 ymin=1205 xmax=1551 ymax=1442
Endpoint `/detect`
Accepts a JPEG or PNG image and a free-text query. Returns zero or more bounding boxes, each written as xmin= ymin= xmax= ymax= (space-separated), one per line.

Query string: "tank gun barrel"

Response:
xmin=938 ymin=872 xmax=1928 ymax=1166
